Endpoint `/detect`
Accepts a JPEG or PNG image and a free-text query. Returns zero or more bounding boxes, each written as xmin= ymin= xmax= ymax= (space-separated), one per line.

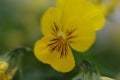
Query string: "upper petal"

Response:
xmin=56 ymin=0 xmax=67 ymax=9
xmin=59 ymin=0 xmax=105 ymax=31
xmin=41 ymin=7 xmax=62 ymax=36
xmin=34 ymin=37 xmax=75 ymax=72
xmin=82 ymin=2 xmax=105 ymax=30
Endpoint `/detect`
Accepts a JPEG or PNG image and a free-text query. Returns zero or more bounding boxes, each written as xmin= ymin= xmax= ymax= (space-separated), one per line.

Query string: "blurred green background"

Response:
xmin=0 ymin=0 xmax=120 ymax=80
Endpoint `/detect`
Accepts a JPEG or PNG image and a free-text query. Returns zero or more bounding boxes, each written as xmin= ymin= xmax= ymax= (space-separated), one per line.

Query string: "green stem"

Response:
xmin=5 ymin=46 xmax=31 ymax=80
xmin=17 ymin=53 xmax=24 ymax=80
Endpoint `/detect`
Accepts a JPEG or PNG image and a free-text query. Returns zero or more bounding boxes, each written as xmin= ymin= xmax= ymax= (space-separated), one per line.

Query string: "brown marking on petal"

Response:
xmin=56 ymin=41 xmax=62 ymax=52
xmin=66 ymin=28 xmax=78 ymax=42
xmin=64 ymin=43 xmax=69 ymax=57
xmin=60 ymin=43 xmax=69 ymax=58
xmin=51 ymin=22 xmax=59 ymax=36
xmin=51 ymin=32 xmax=57 ymax=36
xmin=50 ymin=38 xmax=59 ymax=41
xmin=48 ymin=39 xmax=59 ymax=51
xmin=51 ymin=26 xmax=57 ymax=33
xmin=67 ymin=35 xmax=78 ymax=40
xmin=54 ymin=22 xmax=59 ymax=32
xmin=48 ymin=38 xmax=69 ymax=59
xmin=48 ymin=24 xmax=79 ymax=59
xmin=51 ymin=42 xmax=60 ymax=51
xmin=48 ymin=39 xmax=59 ymax=46
xmin=66 ymin=28 xmax=77 ymax=37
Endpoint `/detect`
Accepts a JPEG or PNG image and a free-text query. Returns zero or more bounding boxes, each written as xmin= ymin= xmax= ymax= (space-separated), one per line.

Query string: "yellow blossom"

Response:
xmin=34 ymin=0 xmax=105 ymax=72
xmin=0 ymin=61 xmax=9 ymax=80
xmin=101 ymin=76 xmax=114 ymax=80
xmin=0 ymin=61 xmax=17 ymax=80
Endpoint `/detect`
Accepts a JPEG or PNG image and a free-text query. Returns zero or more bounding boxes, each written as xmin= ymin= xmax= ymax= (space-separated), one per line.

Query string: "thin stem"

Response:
xmin=5 ymin=46 xmax=31 ymax=80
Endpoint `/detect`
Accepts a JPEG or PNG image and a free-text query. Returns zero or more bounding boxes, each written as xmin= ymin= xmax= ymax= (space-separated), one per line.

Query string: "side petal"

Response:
xmin=65 ymin=17 xmax=95 ymax=52
xmin=69 ymin=31 xmax=95 ymax=52
xmin=41 ymin=7 xmax=62 ymax=36
xmin=34 ymin=37 xmax=75 ymax=72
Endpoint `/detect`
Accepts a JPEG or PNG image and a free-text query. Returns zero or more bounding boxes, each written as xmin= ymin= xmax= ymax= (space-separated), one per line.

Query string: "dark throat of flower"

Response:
xmin=48 ymin=38 xmax=69 ymax=59
xmin=48 ymin=22 xmax=78 ymax=58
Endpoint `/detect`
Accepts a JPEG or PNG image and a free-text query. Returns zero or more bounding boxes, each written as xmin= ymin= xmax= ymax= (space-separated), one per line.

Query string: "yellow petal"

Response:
xmin=61 ymin=0 xmax=85 ymax=21
xmin=0 ymin=71 xmax=6 ymax=80
xmin=101 ymin=76 xmax=114 ymax=80
xmin=41 ymin=7 xmax=62 ymax=36
xmin=60 ymin=0 xmax=105 ymax=31
xmin=83 ymin=2 xmax=105 ymax=30
xmin=34 ymin=37 xmax=75 ymax=72
xmin=56 ymin=0 xmax=67 ymax=9
xmin=96 ymin=5 xmax=108 ymax=16
xmin=70 ymin=33 xmax=95 ymax=52
xmin=64 ymin=17 xmax=95 ymax=52
xmin=0 ymin=62 xmax=9 ymax=72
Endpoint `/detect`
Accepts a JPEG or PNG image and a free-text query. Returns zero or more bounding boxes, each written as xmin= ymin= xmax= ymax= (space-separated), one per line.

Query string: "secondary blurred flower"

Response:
xmin=101 ymin=76 xmax=114 ymax=80
xmin=34 ymin=0 xmax=105 ymax=72
xmin=107 ymin=0 xmax=119 ymax=12
xmin=0 ymin=47 xmax=29 ymax=80
xmin=0 ymin=61 xmax=9 ymax=80
xmin=89 ymin=0 xmax=119 ymax=15
xmin=0 ymin=61 xmax=17 ymax=80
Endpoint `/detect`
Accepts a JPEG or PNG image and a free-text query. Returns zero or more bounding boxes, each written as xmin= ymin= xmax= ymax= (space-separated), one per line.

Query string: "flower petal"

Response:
xmin=34 ymin=37 xmax=75 ymax=72
xmin=70 ymin=32 xmax=95 ymax=52
xmin=60 ymin=0 xmax=105 ymax=31
xmin=0 ymin=71 xmax=6 ymax=80
xmin=56 ymin=0 xmax=67 ymax=9
xmin=64 ymin=17 xmax=95 ymax=52
xmin=41 ymin=7 xmax=62 ymax=36
xmin=0 ymin=62 xmax=9 ymax=72
xmin=83 ymin=1 xmax=105 ymax=30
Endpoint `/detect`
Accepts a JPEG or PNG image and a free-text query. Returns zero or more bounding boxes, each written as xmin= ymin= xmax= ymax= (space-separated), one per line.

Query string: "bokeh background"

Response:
xmin=0 ymin=0 xmax=120 ymax=80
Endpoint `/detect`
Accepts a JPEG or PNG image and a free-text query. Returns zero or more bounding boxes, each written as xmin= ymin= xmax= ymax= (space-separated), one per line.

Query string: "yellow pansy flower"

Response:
xmin=0 ymin=61 xmax=9 ymax=80
xmin=101 ymin=76 xmax=114 ymax=80
xmin=34 ymin=0 xmax=105 ymax=72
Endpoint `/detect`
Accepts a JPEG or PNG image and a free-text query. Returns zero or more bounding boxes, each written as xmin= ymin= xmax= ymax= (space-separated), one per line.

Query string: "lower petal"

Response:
xmin=34 ymin=37 xmax=75 ymax=72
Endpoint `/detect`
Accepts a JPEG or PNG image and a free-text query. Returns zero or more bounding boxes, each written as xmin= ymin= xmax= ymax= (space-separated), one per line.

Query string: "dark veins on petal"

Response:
xmin=48 ymin=38 xmax=69 ymax=59
xmin=51 ymin=22 xmax=59 ymax=36
xmin=66 ymin=28 xmax=78 ymax=42
xmin=48 ymin=21 xmax=78 ymax=58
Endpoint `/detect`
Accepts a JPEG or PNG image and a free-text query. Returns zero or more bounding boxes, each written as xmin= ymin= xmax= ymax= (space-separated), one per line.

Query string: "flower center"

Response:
xmin=57 ymin=31 xmax=66 ymax=40
xmin=49 ymin=22 xmax=78 ymax=58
